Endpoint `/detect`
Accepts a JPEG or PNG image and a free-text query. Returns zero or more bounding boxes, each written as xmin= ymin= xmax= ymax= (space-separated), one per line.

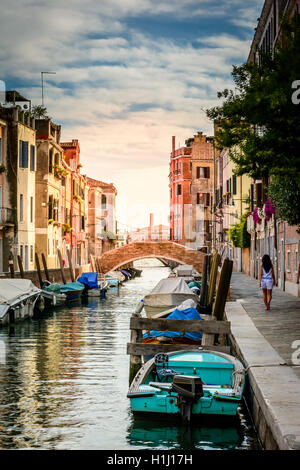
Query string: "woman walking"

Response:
xmin=259 ymin=255 xmax=276 ymax=310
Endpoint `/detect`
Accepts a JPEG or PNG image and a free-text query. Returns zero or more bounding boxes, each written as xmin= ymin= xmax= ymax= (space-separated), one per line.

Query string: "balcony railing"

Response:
xmin=0 ymin=207 xmax=15 ymax=225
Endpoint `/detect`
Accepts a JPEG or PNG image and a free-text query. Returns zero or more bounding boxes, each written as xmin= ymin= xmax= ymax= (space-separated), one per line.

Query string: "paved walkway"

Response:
xmin=225 ymin=272 xmax=300 ymax=449
xmin=229 ymin=272 xmax=300 ymax=377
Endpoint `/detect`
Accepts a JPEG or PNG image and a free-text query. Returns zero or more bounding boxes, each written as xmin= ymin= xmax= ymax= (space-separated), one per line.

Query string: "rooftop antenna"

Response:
xmin=41 ymin=71 xmax=56 ymax=106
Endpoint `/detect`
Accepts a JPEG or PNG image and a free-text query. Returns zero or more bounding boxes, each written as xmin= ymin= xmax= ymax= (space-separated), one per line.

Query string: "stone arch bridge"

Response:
xmin=97 ymin=241 xmax=204 ymax=274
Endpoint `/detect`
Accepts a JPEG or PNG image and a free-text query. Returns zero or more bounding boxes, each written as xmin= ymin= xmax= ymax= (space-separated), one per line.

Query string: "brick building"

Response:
xmin=61 ymin=139 xmax=89 ymax=267
xmin=189 ymin=132 xmax=214 ymax=250
xmin=169 ymin=136 xmax=192 ymax=245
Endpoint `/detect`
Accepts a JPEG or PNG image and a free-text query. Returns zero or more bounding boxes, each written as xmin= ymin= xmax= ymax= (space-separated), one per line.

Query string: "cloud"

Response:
xmin=0 ymin=0 xmax=263 ymax=227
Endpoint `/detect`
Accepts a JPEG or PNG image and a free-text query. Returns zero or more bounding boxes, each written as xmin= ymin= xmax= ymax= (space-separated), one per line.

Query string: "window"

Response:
xmin=0 ymin=137 xmax=2 ymax=164
xmin=196 ymin=166 xmax=210 ymax=179
xmin=81 ymin=215 xmax=85 ymax=230
xmin=20 ymin=245 xmax=23 ymax=262
xmin=53 ymin=199 xmax=59 ymax=221
xmin=30 ymin=145 xmax=35 ymax=171
xmin=101 ymin=194 xmax=107 ymax=209
xmin=30 ymin=245 xmax=33 ymax=263
xmin=20 ymin=194 xmax=24 ymax=221
xmin=197 ymin=193 xmax=210 ymax=206
xmin=30 ymin=197 xmax=34 ymax=223
xmin=176 ymin=184 xmax=182 ymax=196
xmin=19 ymin=141 xmax=28 ymax=168
xmin=48 ymin=195 xmax=53 ymax=219
xmin=55 ymin=153 xmax=59 ymax=166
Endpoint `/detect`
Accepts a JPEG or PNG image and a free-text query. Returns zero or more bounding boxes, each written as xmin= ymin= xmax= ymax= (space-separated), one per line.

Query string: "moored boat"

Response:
xmin=127 ymin=350 xmax=245 ymax=422
xmin=172 ymin=264 xmax=201 ymax=283
xmin=60 ymin=281 xmax=85 ymax=301
xmin=141 ymin=278 xmax=199 ymax=318
xmin=41 ymin=281 xmax=67 ymax=307
xmin=77 ymin=272 xmax=108 ymax=298
xmin=104 ymin=270 xmax=125 ymax=287
xmin=0 ymin=279 xmax=42 ymax=325
xmin=142 ymin=300 xmax=203 ymax=347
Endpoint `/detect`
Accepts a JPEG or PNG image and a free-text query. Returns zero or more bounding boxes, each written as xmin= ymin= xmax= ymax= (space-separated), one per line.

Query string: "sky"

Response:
xmin=0 ymin=0 xmax=264 ymax=230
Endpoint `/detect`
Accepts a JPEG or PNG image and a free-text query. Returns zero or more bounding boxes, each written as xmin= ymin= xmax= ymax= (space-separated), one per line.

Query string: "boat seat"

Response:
xmin=148 ymin=382 xmax=173 ymax=391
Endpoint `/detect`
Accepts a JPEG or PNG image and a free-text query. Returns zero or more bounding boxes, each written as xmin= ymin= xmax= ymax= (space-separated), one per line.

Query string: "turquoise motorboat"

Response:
xmin=127 ymin=350 xmax=245 ymax=422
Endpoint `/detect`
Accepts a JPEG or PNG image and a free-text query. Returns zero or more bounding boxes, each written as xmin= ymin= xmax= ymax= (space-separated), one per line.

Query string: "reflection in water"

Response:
xmin=0 ymin=264 xmax=260 ymax=450
xmin=127 ymin=406 xmax=260 ymax=450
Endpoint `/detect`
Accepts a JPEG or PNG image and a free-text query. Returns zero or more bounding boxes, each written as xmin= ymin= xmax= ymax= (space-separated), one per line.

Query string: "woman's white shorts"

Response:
xmin=261 ymin=280 xmax=273 ymax=290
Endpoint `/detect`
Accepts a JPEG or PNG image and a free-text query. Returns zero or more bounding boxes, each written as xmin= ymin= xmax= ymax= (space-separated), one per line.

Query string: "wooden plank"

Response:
xmin=151 ymin=307 xmax=176 ymax=319
xmin=208 ymin=252 xmax=221 ymax=306
xmin=129 ymin=317 xmax=231 ymax=334
xmin=127 ymin=342 xmax=231 ymax=356
xmin=41 ymin=253 xmax=50 ymax=281
xmin=90 ymin=255 xmax=96 ymax=273
xmin=199 ymin=254 xmax=210 ymax=306
xmin=213 ymin=258 xmax=233 ymax=321
xmin=129 ymin=312 xmax=143 ymax=385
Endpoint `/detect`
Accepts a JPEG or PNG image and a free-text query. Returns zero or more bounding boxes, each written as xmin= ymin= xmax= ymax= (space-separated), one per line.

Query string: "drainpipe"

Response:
xmin=283 ymin=221 xmax=286 ymax=291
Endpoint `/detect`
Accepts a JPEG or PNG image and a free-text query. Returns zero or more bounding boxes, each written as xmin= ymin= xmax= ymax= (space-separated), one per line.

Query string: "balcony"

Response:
xmin=0 ymin=207 xmax=15 ymax=227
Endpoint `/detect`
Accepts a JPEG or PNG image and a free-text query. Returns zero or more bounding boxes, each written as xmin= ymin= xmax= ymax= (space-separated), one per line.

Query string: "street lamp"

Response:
xmin=41 ymin=71 xmax=56 ymax=106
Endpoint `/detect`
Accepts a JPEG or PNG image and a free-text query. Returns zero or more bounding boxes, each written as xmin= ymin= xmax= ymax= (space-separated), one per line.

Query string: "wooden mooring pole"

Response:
xmin=17 ymin=255 xmax=25 ymax=279
xmin=41 ymin=253 xmax=50 ymax=282
xmin=8 ymin=255 xmax=14 ymax=278
xmin=67 ymin=249 xmax=75 ymax=282
xmin=57 ymin=249 xmax=66 ymax=284
xmin=129 ymin=312 xmax=143 ymax=386
xmin=35 ymin=253 xmax=43 ymax=288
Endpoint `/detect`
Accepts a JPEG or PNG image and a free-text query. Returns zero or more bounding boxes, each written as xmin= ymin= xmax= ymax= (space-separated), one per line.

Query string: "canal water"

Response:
xmin=0 ymin=262 xmax=261 ymax=450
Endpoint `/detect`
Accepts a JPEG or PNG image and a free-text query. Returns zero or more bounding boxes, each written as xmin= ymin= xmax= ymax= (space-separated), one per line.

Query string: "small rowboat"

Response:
xmin=128 ymin=350 xmax=245 ymax=422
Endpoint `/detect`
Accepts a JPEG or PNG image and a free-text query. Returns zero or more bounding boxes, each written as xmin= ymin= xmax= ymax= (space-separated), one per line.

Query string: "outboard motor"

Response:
xmin=172 ymin=375 xmax=203 ymax=423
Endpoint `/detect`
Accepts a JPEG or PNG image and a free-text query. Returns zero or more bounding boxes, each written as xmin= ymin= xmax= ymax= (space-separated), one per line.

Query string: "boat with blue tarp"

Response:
xmin=127 ymin=350 xmax=245 ymax=422
xmin=142 ymin=301 xmax=203 ymax=346
xmin=77 ymin=272 xmax=108 ymax=298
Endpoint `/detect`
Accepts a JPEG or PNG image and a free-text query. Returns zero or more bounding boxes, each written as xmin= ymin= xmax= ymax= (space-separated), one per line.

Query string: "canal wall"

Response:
xmin=225 ymin=301 xmax=300 ymax=450
xmin=0 ymin=264 xmax=91 ymax=287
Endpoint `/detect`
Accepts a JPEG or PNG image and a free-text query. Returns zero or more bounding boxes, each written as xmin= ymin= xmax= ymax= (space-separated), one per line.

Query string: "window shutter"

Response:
xmin=30 ymin=145 xmax=35 ymax=171
xmin=232 ymin=175 xmax=237 ymax=195
xmin=23 ymin=142 xmax=28 ymax=168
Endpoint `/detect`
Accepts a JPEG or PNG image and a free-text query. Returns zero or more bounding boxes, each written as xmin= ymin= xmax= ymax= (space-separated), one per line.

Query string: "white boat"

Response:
xmin=86 ymin=280 xmax=109 ymax=297
xmin=172 ymin=264 xmax=201 ymax=282
xmin=0 ymin=279 xmax=42 ymax=325
xmin=141 ymin=278 xmax=200 ymax=318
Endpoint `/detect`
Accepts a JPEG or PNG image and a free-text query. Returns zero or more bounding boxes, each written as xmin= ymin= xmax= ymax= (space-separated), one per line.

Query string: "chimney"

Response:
xmin=172 ymin=136 xmax=175 ymax=155
xmin=149 ymin=213 xmax=154 ymax=227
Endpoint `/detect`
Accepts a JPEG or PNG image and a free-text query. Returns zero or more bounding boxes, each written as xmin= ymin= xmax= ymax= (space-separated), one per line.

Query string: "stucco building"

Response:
xmin=0 ymin=104 xmax=36 ymax=273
